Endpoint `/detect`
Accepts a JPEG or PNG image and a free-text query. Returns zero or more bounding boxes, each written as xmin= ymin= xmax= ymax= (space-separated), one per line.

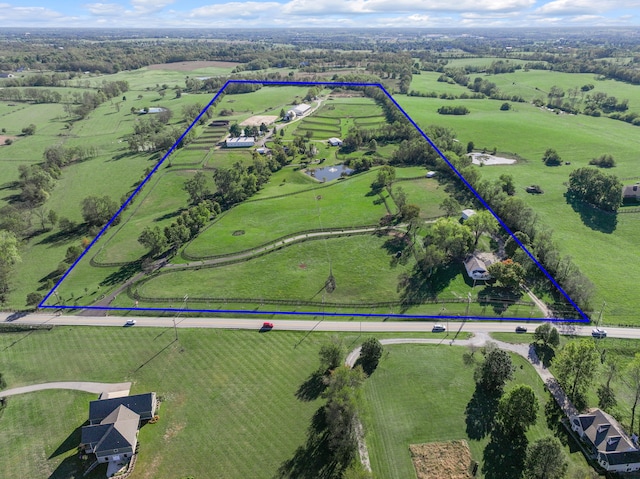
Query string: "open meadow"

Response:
xmin=400 ymin=67 xmax=640 ymax=324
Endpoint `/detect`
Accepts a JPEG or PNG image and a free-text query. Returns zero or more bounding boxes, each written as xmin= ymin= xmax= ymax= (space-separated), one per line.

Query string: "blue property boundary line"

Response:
xmin=40 ymin=79 xmax=589 ymax=323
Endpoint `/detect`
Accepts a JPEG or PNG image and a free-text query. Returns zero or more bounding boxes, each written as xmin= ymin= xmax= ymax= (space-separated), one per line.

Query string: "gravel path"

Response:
xmin=0 ymin=381 xmax=131 ymax=398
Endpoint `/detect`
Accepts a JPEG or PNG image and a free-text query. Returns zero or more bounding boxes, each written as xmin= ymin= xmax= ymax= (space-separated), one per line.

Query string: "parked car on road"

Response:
xmin=515 ymin=326 xmax=528 ymax=333
xmin=432 ymin=324 xmax=446 ymax=332
xmin=125 ymin=319 xmax=136 ymax=326
xmin=262 ymin=322 xmax=274 ymax=330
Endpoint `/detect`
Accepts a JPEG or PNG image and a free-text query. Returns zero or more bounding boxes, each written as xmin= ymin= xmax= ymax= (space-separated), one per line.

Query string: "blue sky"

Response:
xmin=1 ymin=0 xmax=639 ymax=28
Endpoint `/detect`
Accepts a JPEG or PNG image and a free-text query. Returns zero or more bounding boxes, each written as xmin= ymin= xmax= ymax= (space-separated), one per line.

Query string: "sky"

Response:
xmin=0 ymin=0 xmax=638 ymax=29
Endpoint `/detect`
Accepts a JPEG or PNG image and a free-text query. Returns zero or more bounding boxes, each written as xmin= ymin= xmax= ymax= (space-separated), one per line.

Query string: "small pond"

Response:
xmin=305 ymin=164 xmax=353 ymax=182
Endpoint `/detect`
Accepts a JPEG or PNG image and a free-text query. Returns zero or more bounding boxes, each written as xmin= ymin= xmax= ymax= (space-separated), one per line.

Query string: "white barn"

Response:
xmin=225 ymin=137 xmax=255 ymax=148
xmin=284 ymin=103 xmax=311 ymax=121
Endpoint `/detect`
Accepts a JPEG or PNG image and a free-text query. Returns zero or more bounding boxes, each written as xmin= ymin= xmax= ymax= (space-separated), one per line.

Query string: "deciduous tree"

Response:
xmin=524 ymin=436 xmax=568 ymax=479
xmin=474 ymin=349 xmax=515 ymax=394
xmin=497 ymin=384 xmax=538 ymax=436
xmin=555 ymin=339 xmax=598 ymax=402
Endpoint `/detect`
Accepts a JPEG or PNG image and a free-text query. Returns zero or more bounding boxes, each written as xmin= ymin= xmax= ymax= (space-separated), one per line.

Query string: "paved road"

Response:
xmin=2 ymin=312 xmax=638 ymax=339
xmin=0 ymin=381 xmax=131 ymax=399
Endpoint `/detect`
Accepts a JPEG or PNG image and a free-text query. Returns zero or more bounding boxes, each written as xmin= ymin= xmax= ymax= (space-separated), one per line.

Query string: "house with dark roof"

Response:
xmin=82 ymin=392 xmax=156 ymax=477
xmin=82 ymin=405 xmax=139 ymax=464
xmin=89 ymin=392 xmax=156 ymax=425
xmin=623 ymin=184 xmax=640 ymax=204
xmin=571 ymin=408 xmax=640 ymax=473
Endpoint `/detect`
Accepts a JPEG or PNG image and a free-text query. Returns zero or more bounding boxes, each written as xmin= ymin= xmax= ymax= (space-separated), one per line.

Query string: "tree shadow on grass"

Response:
xmin=100 ymin=261 xmax=142 ymax=287
xmin=295 ymin=369 xmax=327 ymax=402
xmin=465 ymin=386 xmax=501 ymax=440
xmin=533 ymin=342 xmax=555 ymax=368
xmin=399 ymin=262 xmax=460 ymax=310
xmin=564 ymin=193 xmax=617 ymax=234
xmin=36 ymin=224 xmax=89 ymax=246
xmin=48 ymin=453 xmax=90 ymax=479
xmin=274 ymin=407 xmax=341 ymax=479
xmin=477 ymin=285 xmax=523 ymax=316
xmin=482 ymin=427 xmax=528 ymax=479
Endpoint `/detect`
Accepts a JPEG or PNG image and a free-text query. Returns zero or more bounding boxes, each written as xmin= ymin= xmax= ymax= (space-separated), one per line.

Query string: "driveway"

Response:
xmin=0 ymin=381 xmax=131 ymax=398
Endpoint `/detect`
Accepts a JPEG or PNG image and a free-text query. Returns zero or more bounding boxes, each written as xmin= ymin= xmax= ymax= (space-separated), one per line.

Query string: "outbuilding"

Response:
xmin=225 ymin=137 xmax=255 ymax=148
xmin=328 ymin=138 xmax=343 ymax=147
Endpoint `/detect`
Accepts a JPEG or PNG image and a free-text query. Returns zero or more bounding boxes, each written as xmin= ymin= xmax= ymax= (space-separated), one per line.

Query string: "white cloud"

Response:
xmin=0 ymin=3 xmax=65 ymax=21
xmin=188 ymin=2 xmax=281 ymax=18
xmin=130 ymin=0 xmax=175 ymax=14
xmin=282 ymin=0 xmax=535 ymax=15
xmin=536 ymin=0 xmax=640 ymax=15
xmin=84 ymin=3 xmax=126 ymax=16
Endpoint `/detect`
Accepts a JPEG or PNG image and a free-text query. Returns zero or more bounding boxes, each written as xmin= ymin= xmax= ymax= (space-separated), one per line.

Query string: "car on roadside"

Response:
xmin=262 ymin=322 xmax=274 ymax=330
xmin=592 ymin=328 xmax=607 ymax=339
xmin=125 ymin=319 xmax=136 ymax=326
xmin=432 ymin=324 xmax=446 ymax=332
xmin=515 ymin=326 xmax=528 ymax=333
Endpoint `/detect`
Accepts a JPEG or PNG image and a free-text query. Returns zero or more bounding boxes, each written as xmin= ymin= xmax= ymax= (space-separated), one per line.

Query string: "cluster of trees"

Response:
xmin=471 ymin=344 xmax=569 ymax=479
xmin=212 ymin=156 xmax=282 ymax=208
xmin=419 ymin=211 xmax=499 ymax=276
xmin=567 ymin=167 xmax=623 ymax=212
xmin=589 ymin=153 xmax=616 ymax=168
xmin=126 ymin=113 xmax=189 ymax=154
xmin=312 ymin=337 xmax=383 ymax=474
xmin=139 ymin=201 xmax=219 ymax=256
xmin=437 ymin=105 xmax=470 ymax=115
xmin=0 ymin=230 xmax=21 ymax=305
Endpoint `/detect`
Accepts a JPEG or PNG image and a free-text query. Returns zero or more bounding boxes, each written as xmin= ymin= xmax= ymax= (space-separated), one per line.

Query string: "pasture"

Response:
xmin=398 ymin=82 xmax=640 ymax=324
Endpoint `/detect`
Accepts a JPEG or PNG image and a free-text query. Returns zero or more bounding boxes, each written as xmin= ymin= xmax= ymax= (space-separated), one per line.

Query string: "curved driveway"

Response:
xmin=0 ymin=381 xmax=131 ymax=399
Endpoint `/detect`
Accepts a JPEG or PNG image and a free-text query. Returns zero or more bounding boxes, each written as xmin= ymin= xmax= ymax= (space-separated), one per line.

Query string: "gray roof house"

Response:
xmin=571 ymin=408 xmax=640 ymax=473
xmin=82 ymin=392 xmax=156 ymax=477
xmin=89 ymin=392 xmax=156 ymax=425
xmin=463 ymin=252 xmax=497 ymax=281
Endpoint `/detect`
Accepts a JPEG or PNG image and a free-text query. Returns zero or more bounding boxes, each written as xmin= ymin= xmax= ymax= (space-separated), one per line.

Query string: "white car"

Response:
xmin=125 ymin=319 xmax=136 ymax=326
xmin=592 ymin=328 xmax=607 ymax=338
xmin=432 ymin=324 xmax=446 ymax=332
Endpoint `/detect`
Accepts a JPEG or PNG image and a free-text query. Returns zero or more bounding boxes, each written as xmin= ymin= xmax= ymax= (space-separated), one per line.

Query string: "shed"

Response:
xmin=328 ymin=138 xmax=343 ymax=147
xmin=461 ymin=209 xmax=476 ymax=221
xmin=623 ymin=184 xmax=640 ymax=203
xmin=426 ymin=171 xmax=436 ymax=178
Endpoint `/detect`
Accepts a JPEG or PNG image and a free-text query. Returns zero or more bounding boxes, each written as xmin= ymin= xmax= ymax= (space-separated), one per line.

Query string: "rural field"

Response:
xmin=46 ymin=84 xmax=553 ymax=320
xmin=400 ymin=66 xmax=640 ymax=325
xmin=2 ymin=325 xmax=626 ymax=479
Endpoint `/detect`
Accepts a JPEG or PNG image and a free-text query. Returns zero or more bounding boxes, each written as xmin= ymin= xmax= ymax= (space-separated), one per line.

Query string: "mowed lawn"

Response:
xmin=363 ymin=344 xmax=595 ymax=479
xmin=184 ymin=170 xmax=388 ymax=258
xmin=0 ymin=327 xmax=336 ymax=479
xmin=138 ymin=234 xmax=412 ymax=303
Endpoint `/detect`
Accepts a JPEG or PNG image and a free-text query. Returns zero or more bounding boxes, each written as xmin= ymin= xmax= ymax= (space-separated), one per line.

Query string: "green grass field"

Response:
xmin=7 ymin=325 xmax=605 ymax=479
xmin=183 ymin=170 xmax=387 ymax=258
xmin=363 ymin=343 xmax=597 ymax=479
xmin=397 ymin=86 xmax=640 ymax=324
xmin=0 ymin=326 xmax=338 ymax=479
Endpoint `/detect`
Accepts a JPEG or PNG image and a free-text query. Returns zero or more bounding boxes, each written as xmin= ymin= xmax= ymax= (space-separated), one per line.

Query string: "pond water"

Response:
xmin=305 ymin=164 xmax=353 ymax=182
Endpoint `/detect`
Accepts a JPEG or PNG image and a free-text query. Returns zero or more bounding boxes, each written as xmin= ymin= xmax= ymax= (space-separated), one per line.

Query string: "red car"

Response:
xmin=262 ymin=322 xmax=274 ymax=330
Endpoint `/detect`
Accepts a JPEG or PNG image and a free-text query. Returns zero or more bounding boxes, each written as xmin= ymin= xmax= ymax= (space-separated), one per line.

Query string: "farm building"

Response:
xmin=571 ymin=408 xmax=640 ymax=473
xmin=463 ymin=252 xmax=496 ymax=281
xmin=461 ymin=209 xmax=476 ymax=221
xmin=284 ymin=103 xmax=311 ymax=121
xmin=225 ymin=137 xmax=255 ymax=148
xmin=623 ymin=184 xmax=640 ymax=203
xmin=328 ymin=138 xmax=343 ymax=146
xmin=137 ymin=107 xmax=168 ymax=114
xmin=426 ymin=171 xmax=436 ymax=178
